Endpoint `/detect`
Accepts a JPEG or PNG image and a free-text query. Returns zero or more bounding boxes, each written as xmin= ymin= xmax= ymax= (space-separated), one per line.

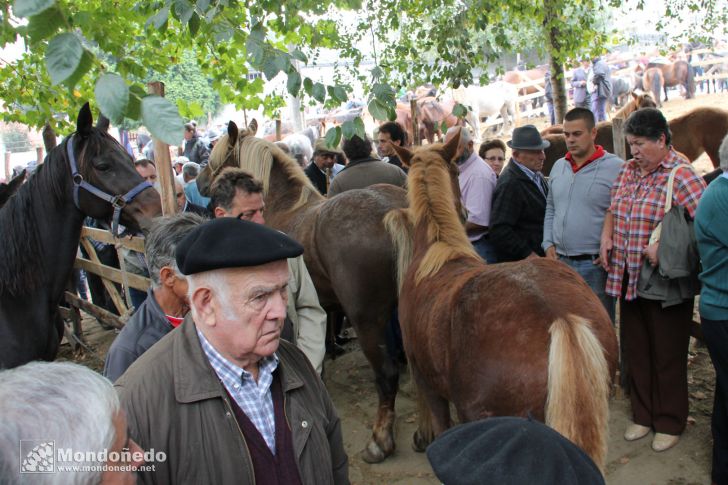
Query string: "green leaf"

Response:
xmin=196 ymin=0 xmax=210 ymax=11
xmin=290 ymin=49 xmax=308 ymax=64
xmin=303 ymin=78 xmax=313 ymax=96
xmin=312 ymin=82 xmax=326 ymax=103
xmin=147 ymin=7 xmax=169 ymax=30
xmin=25 ymin=6 xmax=63 ymax=43
xmin=452 ymin=103 xmax=468 ymax=118
xmin=174 ymin=0 xmax=194 ymax=24
xmin=45 ymin=33 xmax=83 ymax=86
xmin=341 ymin=120 xmax=355 ymax=139
xmin=62 ymin=49 xmax=93 ymax=88
xmin=440 ymin=120 xmax=448 ymax=133
xmin=141 ymin=96 xmax=184 ymax=145
xmin=368 ymin=98 xmax=389 ymax=121
xmin=125 ymin=91 xmax=142 ymax=121
xmin=353 ymin=116 xmax=366 ymax=139
xmin=95 ymin=73 xmax=129 ymax=125
xmin=287 ymin=71 xmax=302 ymax=97
xmin=13 ymin=0 xmax=54 ymax=18
xmin=189 ymin=12 xmax=200 ymax=37
xmin=332 ymin=85 xmax=348 ymax=103
xmin=325 ymin=126 xmax=341 ymax=149
xmin=262 ymin=56 xmax=281 ymax=80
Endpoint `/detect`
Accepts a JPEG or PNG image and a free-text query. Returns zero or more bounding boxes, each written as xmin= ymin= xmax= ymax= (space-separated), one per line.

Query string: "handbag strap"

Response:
xmin=649 ymin=163 xmax=693 ymax=245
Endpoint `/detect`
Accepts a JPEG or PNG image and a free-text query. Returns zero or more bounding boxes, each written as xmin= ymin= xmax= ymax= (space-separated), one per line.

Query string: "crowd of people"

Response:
xmin=1 ymin=102 xmax=728 ymax=484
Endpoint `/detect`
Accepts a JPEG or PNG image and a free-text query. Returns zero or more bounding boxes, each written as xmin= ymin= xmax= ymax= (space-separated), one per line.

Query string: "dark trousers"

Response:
xmin=702 ymin=317 xmax=728 ymax=485
xmin=621 ymin=296 xmax=693 ymax=435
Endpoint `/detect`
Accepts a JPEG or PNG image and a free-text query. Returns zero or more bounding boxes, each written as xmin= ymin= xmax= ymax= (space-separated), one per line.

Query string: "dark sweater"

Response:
xmin=227 ymin=373 xmax=303 ymax=485
xmin=696 ymin=175 xmax=728 ymax=320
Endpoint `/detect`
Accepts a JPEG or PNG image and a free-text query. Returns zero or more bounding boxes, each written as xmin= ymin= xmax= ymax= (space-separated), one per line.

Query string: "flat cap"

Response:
xmin=175 ymin=218 xmax=303 ymax=275
xmin=426 ymin=417 xmax=604 ymax=485
xmin=313 ymin=137 xmax=343 ymax=156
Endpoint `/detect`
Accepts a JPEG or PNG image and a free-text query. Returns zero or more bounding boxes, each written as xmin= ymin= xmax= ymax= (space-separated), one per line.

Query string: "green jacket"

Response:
xmin=115 ymin=316 xmax=349 ymax=485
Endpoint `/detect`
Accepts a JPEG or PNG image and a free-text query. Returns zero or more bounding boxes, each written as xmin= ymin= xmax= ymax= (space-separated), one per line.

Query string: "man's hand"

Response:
xmin=599 ymin=237 xmax=613 ymax=271
xmin=545 ymin=246 xmax=557 ymax=260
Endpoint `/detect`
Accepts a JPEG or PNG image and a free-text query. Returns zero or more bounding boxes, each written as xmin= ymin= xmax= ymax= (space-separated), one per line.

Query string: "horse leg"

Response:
xmin=410 ymin=365 xmax=451 ymax=452
xmin=352 ymin=312 xmax=400 ymax=463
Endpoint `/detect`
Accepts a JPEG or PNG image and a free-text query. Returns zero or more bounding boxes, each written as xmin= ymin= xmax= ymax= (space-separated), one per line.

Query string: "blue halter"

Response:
xmin=66 ymin=135 xmax=152 ymax=237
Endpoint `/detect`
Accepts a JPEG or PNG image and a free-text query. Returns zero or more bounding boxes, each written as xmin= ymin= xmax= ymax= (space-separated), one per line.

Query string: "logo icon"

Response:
xmin=20 ymin=440 xmax=55 ymax=473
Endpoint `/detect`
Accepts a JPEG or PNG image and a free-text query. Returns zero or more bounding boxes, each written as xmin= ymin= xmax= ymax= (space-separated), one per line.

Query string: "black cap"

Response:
xmin=507 ymin=124 xmax=550 ymax=150
xmin=175 ymin=218 xmax=303 ymax=275
xmin=426 ymin=417 xmax=604 ymax=485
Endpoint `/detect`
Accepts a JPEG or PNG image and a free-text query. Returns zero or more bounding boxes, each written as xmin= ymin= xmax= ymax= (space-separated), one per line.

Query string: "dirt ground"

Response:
xmin=60 ymin=90 xmax=726 ymax=484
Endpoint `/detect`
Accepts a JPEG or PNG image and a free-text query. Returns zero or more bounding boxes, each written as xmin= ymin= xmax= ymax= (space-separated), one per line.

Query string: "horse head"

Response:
xmin=197 ymin=119 xmax=257 ymax=196
xmin=69 ymin=103 xmax=161 ymax=233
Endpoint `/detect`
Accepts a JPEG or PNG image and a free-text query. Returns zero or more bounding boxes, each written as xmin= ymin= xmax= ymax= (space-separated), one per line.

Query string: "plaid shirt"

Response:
xmin=606 ymin=149 xmax=705 ymax=300
xmin=197 ymin=330 xmax=280 ymax=453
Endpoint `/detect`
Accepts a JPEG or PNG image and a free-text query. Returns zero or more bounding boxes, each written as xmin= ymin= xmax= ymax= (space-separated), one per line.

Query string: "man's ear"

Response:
xmin=191 ymin=287 xmax=216 ymax=328
xmin=214 ymin=206 xmax=228 ymax=218
xmin=159 ymin=266 xmax=176 ymax=288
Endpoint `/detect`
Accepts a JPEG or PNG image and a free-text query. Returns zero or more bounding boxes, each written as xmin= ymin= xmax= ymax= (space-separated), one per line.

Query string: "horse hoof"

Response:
xmin=412 ymin=429 xmax=433 ymax=453
xmin=362 ymin=441 xmax=388 ymax=463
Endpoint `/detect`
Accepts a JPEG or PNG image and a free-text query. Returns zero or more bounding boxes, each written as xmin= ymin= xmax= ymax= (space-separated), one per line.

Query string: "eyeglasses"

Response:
xmin=485 ymin=156 xmax=506 ymax=162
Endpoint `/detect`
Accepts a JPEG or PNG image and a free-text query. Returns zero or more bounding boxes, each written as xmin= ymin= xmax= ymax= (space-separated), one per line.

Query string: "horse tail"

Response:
xmin=383 ymin=208 xmax=414 ymax=294
xmin=546 ymin=314 xmax=610 ymax=472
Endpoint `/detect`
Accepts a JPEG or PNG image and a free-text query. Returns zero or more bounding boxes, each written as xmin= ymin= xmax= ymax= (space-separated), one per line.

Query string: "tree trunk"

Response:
xmin=550 ymin=55 xmax=567 ymax=124
xmin=544 ymin=0 xmax=567 ymax=124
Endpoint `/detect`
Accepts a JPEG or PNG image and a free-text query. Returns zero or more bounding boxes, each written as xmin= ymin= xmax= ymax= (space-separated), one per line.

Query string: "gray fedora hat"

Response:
xmin=507 ymin=124 xmax=550 ymax=150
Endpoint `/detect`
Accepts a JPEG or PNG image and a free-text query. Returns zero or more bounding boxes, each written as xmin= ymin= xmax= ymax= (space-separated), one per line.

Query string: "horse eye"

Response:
xmin=95 ymin=162 xmax=112 ymax=171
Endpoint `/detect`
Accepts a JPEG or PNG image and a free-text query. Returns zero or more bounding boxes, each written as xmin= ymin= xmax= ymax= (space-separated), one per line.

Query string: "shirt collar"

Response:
xmin=565 ymin=145 xmax=605 ymax=173
xmin=457 ymin=151 xmax=480 ymax=173
xmin=512 ymin=158 xmax=538 ymax=179
xmin=196 ymin=329 xmax=279 ymax=384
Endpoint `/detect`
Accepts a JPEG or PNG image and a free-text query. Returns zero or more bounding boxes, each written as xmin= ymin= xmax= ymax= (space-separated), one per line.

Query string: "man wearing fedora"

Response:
xmin=305 ymin=138 xmax=345 ymax=195
xmin=490 ymin=124 xmax=550 ymax=262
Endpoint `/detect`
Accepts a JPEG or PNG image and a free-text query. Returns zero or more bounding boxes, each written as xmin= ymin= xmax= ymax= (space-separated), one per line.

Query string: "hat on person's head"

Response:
xmin=207 ymin=128 xmax=222 ymax=142
xmin=313 ymin=138 xmax=343 ymax=156
xmin=426 ymin=417 xmax=605 ymax=485
xmin=175 ymin=218 xmax=303 ymax=275
xmin=173 ymin=156 xmax=189 ymax=166
xmin=507 ymin=124 xmax=550 ymax=150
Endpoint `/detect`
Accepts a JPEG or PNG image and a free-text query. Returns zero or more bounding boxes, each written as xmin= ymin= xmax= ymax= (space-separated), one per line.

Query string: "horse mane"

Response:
xmin=407 ymin=148 xmax=479 ymax=283
xmin=212 ymin=131 xmax=322 ymax=210
xmin=0 ymin=129 xmax=111 ymax=296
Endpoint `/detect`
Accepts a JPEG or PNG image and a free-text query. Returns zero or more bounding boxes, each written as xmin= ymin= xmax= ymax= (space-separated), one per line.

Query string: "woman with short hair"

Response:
xmin=599 ymin=108 xmax=706 ymax=452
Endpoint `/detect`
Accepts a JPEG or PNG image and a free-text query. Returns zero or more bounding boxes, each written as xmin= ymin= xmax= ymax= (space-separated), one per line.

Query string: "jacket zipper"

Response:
xmin=222 ymin=396 xmax=256 ymax=484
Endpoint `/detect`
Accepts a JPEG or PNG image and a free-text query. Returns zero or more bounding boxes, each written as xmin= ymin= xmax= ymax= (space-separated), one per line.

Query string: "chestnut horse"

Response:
xmin=646 ymin=60 xmax=695 ymax=101
xmin=196 ymin=122 xmax=409 ymax=463
xmin=416 ymin=97 xmax=462 ymax=144
xmin=384 ymin=133 xmax=618 ymax=470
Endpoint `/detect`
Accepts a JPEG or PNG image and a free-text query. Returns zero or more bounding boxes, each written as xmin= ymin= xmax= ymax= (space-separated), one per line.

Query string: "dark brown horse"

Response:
xmin=0 ymin=103 xmax=161 ymax=369
xmin=643 ymin=67 xmax=665 ymax=107
xmin=0 ymin=169 xmax=26 ymax=208
xmin=646 ymin=60 xmax=695 ymax=101
xmin=385 ymin=133 xmax=618 ymax=470
xmin=543 ymin=106 xmax=728 ymax=175
xmin=196 ymin=122 xmax=409 ymax=463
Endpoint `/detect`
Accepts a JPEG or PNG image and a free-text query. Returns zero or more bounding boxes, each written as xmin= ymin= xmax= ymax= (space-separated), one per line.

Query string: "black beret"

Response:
xmin=175 ymin=218 xmax=303 ymax=275
xmin=426 ymin=417 xmax=604 ymax=485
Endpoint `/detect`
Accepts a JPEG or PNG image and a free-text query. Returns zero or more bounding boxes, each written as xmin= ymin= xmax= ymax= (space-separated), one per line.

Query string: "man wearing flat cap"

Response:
xmin=489 ymin=124 xmax=550 ymax=262
xmin=115 ymin=218 xmax=349 ymax=485
xmin=305 ymin=138 xmax=345 ymax=195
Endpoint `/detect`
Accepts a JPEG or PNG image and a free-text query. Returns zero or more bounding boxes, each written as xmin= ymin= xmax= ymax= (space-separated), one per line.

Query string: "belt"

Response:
xmin=561 ymin=254 xmax=598 ymax=261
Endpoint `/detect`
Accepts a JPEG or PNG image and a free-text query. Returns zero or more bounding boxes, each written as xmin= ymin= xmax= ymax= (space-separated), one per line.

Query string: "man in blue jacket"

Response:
xmin=542 ymin=108 xmax=623 ymax=320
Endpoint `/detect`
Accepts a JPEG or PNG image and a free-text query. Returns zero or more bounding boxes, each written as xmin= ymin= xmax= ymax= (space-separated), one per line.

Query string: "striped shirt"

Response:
xmin=197 ymin=330 xmax=280 ymax=453
xmin=606 ymin=149 xmax=705 ymax=300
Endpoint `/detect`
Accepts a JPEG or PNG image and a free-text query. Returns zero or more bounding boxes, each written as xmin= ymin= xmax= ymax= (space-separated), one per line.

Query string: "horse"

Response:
xmin=196 ymin=122 xmax=410 ymax=463
xmin=0 ymin=103 xmax=162 ymax=369
xmin=610 ymin=77 xmax=632 ymax=108
xmin=542 ymin=106 xmax=728 ymax=175
xmin=642 ymin=67 xmax=665 ymax=107
xmin=0 ymin=169 xmax=26 ymax=208
xmin=451 ymin=82 xmax=518 ymax=139
xmin=503 ymin=65 xmax=548 ymax=96
xmin=646 ymin=60 xmax=695 ymax=101
xmin=384 ymin=133 xmax=618 ymax=470
xmin=416 ymin=97 xmax=462 ymax=144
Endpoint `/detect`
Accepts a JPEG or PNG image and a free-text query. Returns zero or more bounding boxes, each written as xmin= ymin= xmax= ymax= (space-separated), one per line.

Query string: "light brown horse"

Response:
xmin=385 ymin=133 xmax=618 ymax=470
xmin=643 ymin=67 xmax=665 ymax=107
xmin=196 ymin=122 xmax=409 ymax=463
xmin=646 ymin=60 xmax=695 ymax=101
xmin=416 ymin=97 xmax=462 ymax=144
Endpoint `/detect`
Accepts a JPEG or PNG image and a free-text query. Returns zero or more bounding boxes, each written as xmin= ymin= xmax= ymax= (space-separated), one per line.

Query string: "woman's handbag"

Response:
xmin=637 ymin=164 xmax=701 ymax=306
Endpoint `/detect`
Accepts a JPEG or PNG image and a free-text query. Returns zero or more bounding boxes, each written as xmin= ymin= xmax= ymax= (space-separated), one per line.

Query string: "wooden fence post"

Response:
xmin=4 ymin=151 xmax=10 ymax=180
xmin=275 ymin=120 xmax=282 ymax=141
xmin=410 ymin=99 xmax=420 ymax=146
xmin=36 ymin=146 xmax=44 ymax=165
xmin=146 ymin=81 xmax=177 ymax=215
xmin=612 ymin=118 xmax=628 ymax=161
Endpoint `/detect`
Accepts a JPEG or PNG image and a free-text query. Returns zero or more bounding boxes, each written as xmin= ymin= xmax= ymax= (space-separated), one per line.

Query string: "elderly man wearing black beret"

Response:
xmin=115 ymin=217 xmax=349 ymax=485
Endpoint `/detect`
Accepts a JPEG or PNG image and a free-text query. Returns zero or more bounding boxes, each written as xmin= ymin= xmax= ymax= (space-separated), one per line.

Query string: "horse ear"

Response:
xmin=441 ymin=128 xmax=461 ymax=162
xmin=390 ymin=142 xmax=414 ymax=167
xmin=76 ymin=102 xmax=93 ymax=137
xmin=96 ymin=114 xmax=110 ymax=133
xmin=248 ymin=119 xmax=258 ymax=135
xmin=227 ymin=121 xmax=238 ymax=146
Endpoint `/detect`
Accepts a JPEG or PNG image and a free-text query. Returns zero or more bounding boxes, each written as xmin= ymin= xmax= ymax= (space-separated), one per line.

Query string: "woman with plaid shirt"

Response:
xmin=599 ymin=108 xmax=706 ymax=453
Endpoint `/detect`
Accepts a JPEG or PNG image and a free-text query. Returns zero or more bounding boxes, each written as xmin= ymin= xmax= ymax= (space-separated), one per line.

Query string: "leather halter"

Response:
xmin=66 ymin=134 xmax=152 ymax=237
